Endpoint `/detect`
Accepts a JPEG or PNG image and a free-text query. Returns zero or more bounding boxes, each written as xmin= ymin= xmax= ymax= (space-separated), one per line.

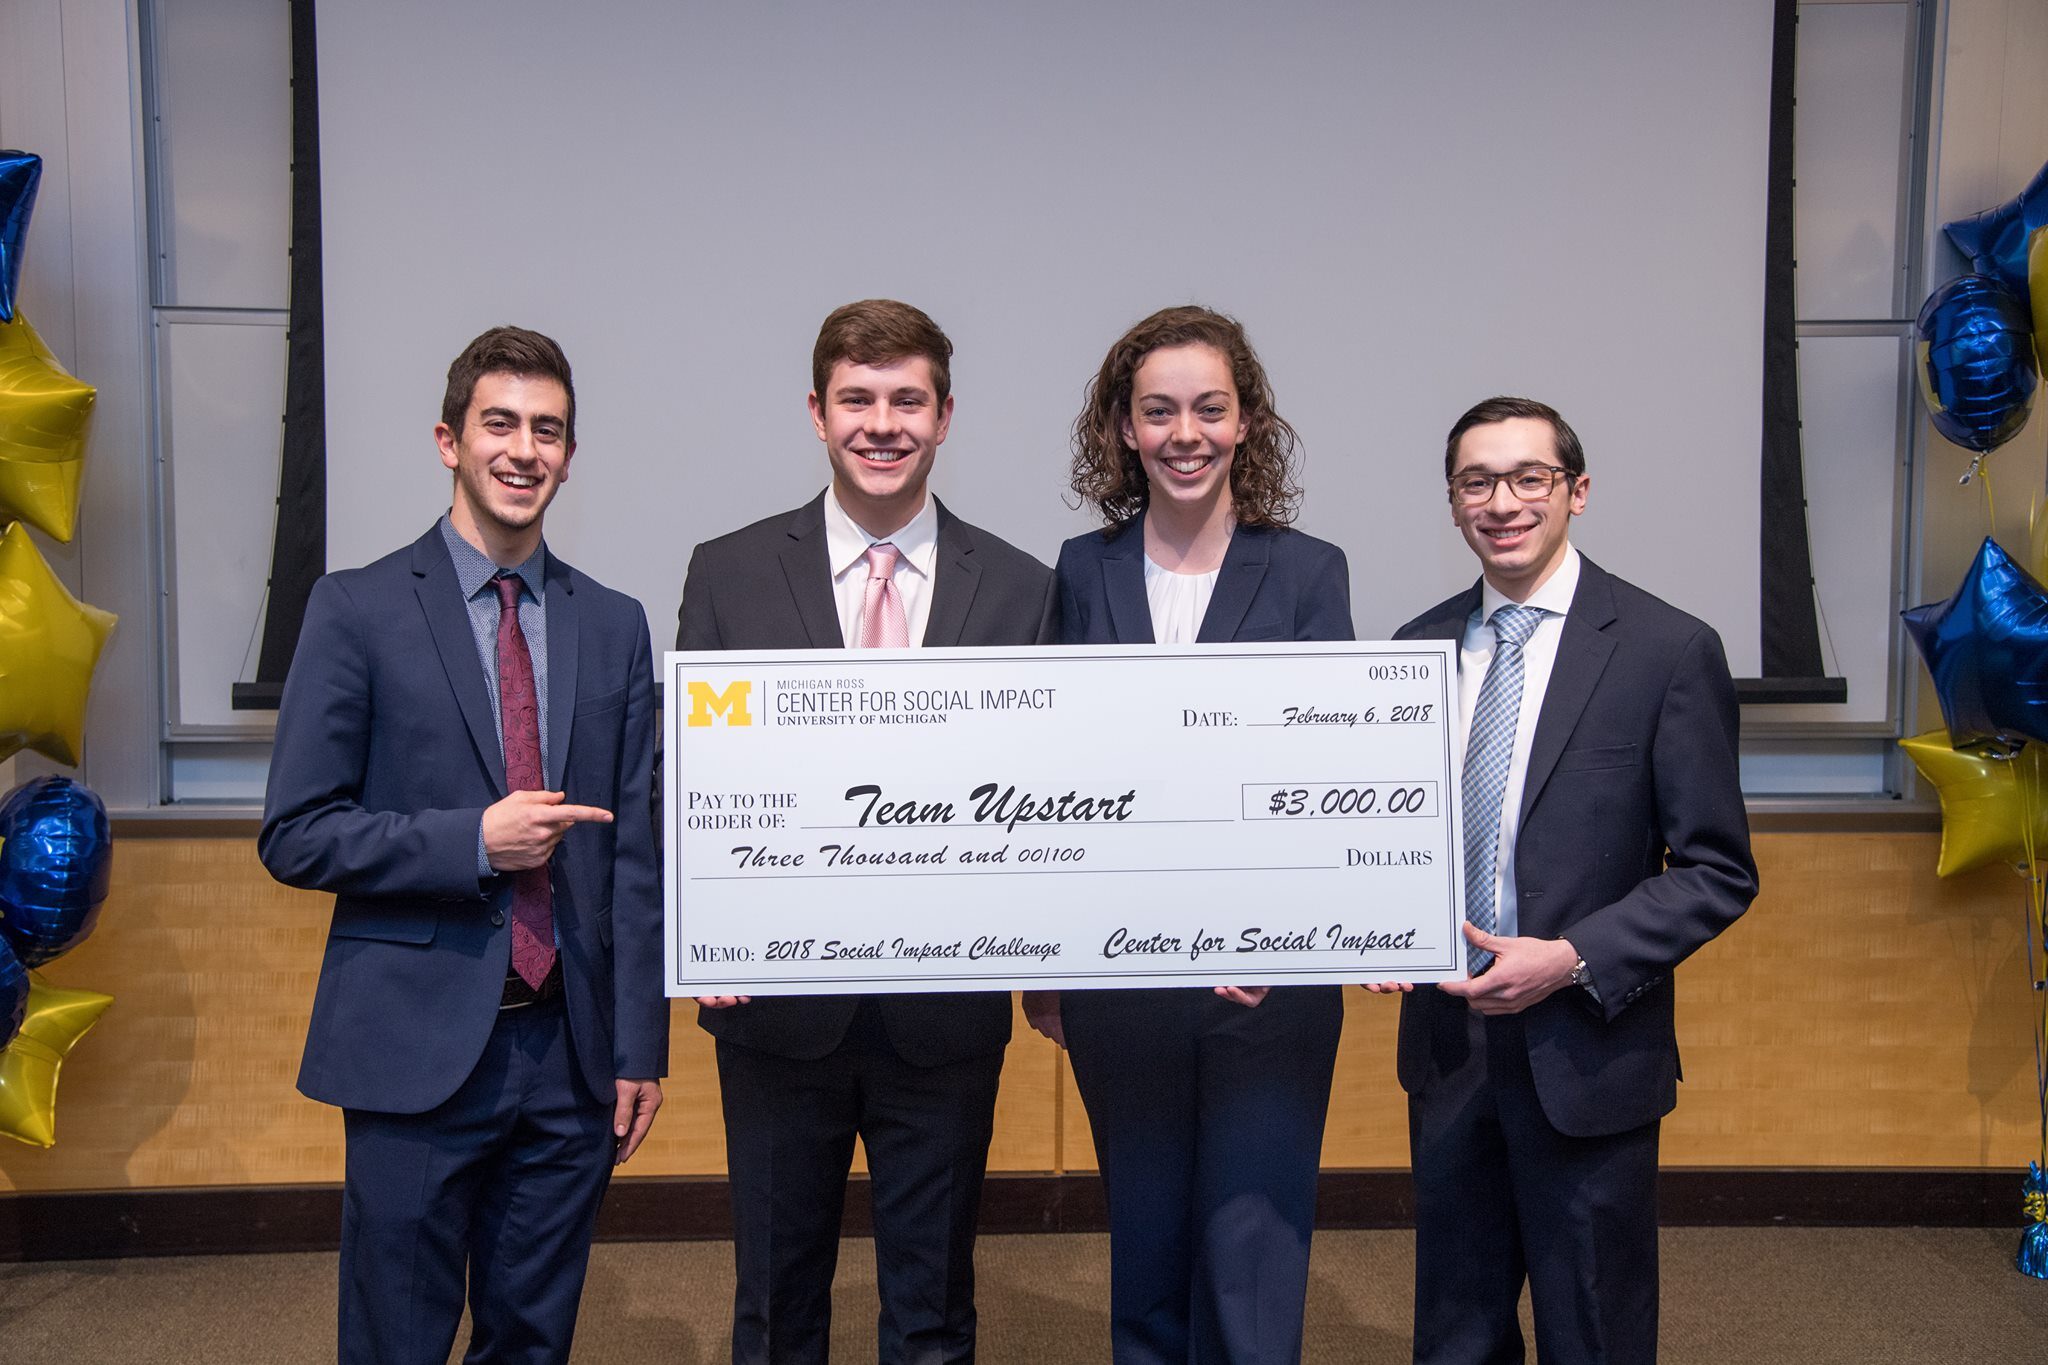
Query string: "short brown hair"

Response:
xmin=1444 ymin=396 xmax=1585 ymax=480
xmin=441 ymin=326 xmax=577 ymax=442
xmin=811 ymin=299 xmax=953 ymax=404
xmin=1069 ymin=305 xmax=1301 ymax=529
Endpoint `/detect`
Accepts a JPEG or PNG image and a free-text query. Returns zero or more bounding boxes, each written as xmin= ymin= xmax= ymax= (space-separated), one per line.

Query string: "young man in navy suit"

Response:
xmin=1375 ymin=397 xmax=1757 ymax=1365
xmin=262 ymin=327 xmax=666 ymax=1364
xmin=678 ymin=299 xmax=1055 ymax=1364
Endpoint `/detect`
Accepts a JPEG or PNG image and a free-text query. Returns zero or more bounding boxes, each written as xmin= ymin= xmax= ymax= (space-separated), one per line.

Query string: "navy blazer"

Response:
xmin=1054 ymin=517 xmax=1353 ymax=646
xmin=261 ymin=524 xmax=667 ymax=1113
xmin=676 ymin=492 xmax=1057 ymax=1065
xmin=1392 ymin=555 xmax=1757 ymax=1137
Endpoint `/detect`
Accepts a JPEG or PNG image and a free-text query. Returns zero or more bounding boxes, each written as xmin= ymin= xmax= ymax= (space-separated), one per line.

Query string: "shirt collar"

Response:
xmin=823 ymin=487 xmax=938 ymax=582
xmin=1478 ymin=543 xmax=1581 ymax=624
xmin=439 ymin=513 xmax=547 ymax=603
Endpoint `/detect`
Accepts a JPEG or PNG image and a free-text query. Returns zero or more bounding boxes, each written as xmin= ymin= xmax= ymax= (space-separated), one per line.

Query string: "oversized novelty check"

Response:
xmin=663 ymin=642 xmax=1467 ymax=996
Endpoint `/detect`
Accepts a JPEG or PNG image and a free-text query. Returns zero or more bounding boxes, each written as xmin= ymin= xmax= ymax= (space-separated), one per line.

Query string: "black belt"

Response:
xmin=500 ymin=959 xmax=564 ymax=1010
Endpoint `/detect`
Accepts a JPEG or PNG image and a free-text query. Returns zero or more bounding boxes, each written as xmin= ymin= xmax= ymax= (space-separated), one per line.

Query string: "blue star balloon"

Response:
xmin=1945 ymin=159 xmax=2048 ymax=299
xmin=1902 ymin=537 xmax=2048 ymax=751
xmin=0 ymin=935 xmax=26 ymax=1051
xmin=0 ymin=152 xmax=40 ymax=323
xmin=1914 ymin=274 xmax=2037 ymax=453
xmin=0 ymin=775 xmax=112 ymax=968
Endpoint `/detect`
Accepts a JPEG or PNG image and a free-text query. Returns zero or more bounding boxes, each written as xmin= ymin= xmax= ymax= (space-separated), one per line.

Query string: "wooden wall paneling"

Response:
xmin=1322 ymin=990 xmax=1406 ymax=1167
xmin=0 ymin=838 xmax=337 ymax=1190
xmin=2 ymin=831 xmax=2043 ymax=1194
xmin=1663 ymin=832 xmax=2040 ymax=1167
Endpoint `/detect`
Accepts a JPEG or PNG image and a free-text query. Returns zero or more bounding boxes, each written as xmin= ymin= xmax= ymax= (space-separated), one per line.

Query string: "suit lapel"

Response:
xmin=1198 ymin=526 xmax=1271 ymax=643
xmin=1101 ymin=525 xmax=1153 ymax=644
xmin=412 ymin=528 xmax=507 ymax=793
xmin=1518 ymin=559 xmax=1618 ymax=823
xmin=1411 ymin=583 xmax=1481 ymax=645
xmin=544 ymin=556 xmax=578 ymax=791
xmin=923 ymin=500 xmax=981 ymax=647
xmin=778 ymin=494 xmax=844 ymax=647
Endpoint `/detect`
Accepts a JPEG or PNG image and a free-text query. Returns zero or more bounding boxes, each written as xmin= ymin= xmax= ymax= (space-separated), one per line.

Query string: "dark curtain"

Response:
xmin=1753 ymin=0 xmax=1842 ymax=703
xmin=236 ymin=0 xmax=325 ymax=709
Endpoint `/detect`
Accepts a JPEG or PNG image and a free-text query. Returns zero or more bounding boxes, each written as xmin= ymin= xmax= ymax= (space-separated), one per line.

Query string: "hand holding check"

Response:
xmin=1365 ymin=924 xmax=1579 ymax=1016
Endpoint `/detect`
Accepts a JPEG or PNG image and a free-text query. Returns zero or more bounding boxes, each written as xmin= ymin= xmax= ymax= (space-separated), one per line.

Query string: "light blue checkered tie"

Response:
xmin=1462 ymin=604 xmax=1545 ymax=975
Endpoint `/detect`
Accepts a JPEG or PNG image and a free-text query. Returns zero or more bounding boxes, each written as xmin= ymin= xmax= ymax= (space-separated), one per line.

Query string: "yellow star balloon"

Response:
xmin=2033 ymin=226 xmax=2048 ymax=378
xmin=0 ymin=974 xmax=112 ymax=1147
xmin=1900 ymin=729 xmax=2048 ymax=876
xmin=0 ymin=519 xmax=117 ymax=765
xmin=0 ymin=313 xmax=95 ymax=543
xmin=2030 ymin=493 xmax=2048 ymax=584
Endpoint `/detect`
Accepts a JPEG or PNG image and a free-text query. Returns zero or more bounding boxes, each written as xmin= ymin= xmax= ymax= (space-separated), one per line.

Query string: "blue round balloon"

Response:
xmin=1915 ymin=275 xmax=2038 ymax=453
xmin=1902 ymin=537 xmax=2048 ymax=751
xmin=0 ymin=933 xmax=26 ymax=1050
xmin=0 ymin=150 xmax=41 ymax=323
xmin=0 ymin=775 xmax=112 ymax=968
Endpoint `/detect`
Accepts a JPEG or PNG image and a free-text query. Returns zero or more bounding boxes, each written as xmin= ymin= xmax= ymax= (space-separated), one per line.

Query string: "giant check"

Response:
xmin=663 ymin=642 xmax=1467 ymax=996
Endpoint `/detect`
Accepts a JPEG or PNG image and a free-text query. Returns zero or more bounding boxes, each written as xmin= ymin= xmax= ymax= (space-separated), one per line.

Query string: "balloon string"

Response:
xmin=2020 ymin=754 xmax=2047 ymax=1167
xmin=1984 ymin=463 xmax=1999 ymax=533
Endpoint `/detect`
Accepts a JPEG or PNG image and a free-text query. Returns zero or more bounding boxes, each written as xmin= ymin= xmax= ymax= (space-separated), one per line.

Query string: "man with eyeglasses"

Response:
xmin=1371 ymin=396 xmax=1757 ymax=1365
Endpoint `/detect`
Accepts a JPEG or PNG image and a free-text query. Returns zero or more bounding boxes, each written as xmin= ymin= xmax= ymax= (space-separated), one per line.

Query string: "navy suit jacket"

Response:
xmin=1392 ymin=555 xmax=1757 ymax=1137
xmin=1054 ymin=517 xmax=1353 ymax=646
xmin=261 ymin=524 xmax=668 ymax=1113
xmin=676 ymin=492 xmax=1057 ymax=1065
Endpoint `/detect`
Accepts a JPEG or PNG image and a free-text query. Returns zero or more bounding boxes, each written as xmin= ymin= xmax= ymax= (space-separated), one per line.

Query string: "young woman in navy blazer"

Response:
xmin=1025 ymin=306 xmax=1352 ymax=1364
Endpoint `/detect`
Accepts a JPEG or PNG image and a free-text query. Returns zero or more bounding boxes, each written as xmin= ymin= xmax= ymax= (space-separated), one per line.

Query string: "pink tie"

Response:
xmin=859 ymin=543 xmax=910 ymax=648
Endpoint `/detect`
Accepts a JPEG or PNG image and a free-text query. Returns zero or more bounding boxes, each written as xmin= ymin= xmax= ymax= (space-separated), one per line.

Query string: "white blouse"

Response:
xmin=1143 ymin=555 xmax=1219 ymax=644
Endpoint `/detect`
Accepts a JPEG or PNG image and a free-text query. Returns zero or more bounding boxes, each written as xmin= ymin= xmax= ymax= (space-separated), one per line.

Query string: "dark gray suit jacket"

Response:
xmin=1392 ymin=555 xmax=1757 ymax=1137
xmin=1053 ymin=516 xmax=1352 ymax=645
xmin=262 ymin=525 xmax=667 ymax=1113
xmin=675 ymin=492 xmax=1057 ymax=1064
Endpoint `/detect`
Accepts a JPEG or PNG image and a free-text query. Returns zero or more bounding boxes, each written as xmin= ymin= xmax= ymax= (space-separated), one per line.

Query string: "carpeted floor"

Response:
xmin=4 ymin=1228 xmax=2045 ymax=1362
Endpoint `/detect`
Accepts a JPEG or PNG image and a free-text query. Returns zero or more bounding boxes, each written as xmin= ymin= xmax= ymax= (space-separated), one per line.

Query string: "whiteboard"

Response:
xmin=316 ymin=0 xmax=1771 ymax=671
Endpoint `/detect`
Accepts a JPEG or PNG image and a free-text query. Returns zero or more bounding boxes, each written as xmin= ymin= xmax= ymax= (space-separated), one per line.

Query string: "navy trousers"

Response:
xmin=1408 ymin=1008 xmax=1660 ymax=1365
xmin=717 ymin=1002 xmax=1005 ymax=1365
xmin=1063 ymin=984 xmax=1344 ymax=1365
xmin=339 ymin=997 xmax=615 ymax=1365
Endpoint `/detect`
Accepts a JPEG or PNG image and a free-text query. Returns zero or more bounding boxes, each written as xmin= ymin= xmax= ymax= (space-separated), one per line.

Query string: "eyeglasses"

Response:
xmin=1447 ymin=465 xmax=1574 ymax=506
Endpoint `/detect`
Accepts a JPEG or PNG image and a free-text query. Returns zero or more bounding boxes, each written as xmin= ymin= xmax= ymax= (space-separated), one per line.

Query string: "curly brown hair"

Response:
xmin=1068 ymin=305 xmax=1301 ymax=528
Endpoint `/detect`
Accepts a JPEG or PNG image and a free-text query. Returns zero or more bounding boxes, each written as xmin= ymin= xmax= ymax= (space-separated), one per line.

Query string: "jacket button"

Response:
xmin=491 ymin=912 xmax=506 ymax=927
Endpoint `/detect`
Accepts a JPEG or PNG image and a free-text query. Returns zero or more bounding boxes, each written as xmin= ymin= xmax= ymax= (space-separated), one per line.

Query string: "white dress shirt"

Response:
xmin=1454 ymin=545 xmax=1581 ymax=939
xmin=824 ymin=488 xmax=939 ymax=647
xmin=1143 ymin=555 xmax=1219 ymax=643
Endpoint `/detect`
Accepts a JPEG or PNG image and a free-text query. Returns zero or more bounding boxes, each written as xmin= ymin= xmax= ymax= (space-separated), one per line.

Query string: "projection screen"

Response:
xmin=318 ymin=0 xmax=1771 ymax=671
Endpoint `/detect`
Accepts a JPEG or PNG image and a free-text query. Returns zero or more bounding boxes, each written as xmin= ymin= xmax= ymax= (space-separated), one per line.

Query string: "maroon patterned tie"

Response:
xmin=494 ymin=574 xmax=556 ymax=988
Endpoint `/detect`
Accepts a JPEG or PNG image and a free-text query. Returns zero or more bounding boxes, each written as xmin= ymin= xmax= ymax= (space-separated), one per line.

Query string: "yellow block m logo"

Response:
xmin=686 ymin=680 xmax=753 ymax=727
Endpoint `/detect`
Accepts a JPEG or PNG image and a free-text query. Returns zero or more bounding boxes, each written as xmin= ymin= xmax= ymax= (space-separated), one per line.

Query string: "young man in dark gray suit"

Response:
xmin=262 ymin=327 xmax=666 ymax=1364
xmin=678 ymin=299 xmax=1056 ymax=1364
xmin=1376 ymin=396 xmax=1758 ymax=1365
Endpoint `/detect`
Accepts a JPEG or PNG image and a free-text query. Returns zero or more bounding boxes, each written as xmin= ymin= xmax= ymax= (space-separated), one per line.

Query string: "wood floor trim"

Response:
xmin=0 ymin=1169 xmax=2024 ymax=1261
